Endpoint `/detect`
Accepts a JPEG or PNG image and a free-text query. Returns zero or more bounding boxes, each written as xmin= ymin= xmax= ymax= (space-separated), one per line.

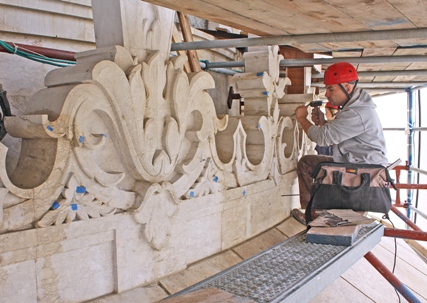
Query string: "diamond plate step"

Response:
xmin=167 ymin=223 xmax=384 ymax=303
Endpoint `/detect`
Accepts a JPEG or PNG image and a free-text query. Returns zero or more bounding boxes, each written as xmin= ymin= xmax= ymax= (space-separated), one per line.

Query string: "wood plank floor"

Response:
xmin=90 ymin=217 xmax=427 ymax=303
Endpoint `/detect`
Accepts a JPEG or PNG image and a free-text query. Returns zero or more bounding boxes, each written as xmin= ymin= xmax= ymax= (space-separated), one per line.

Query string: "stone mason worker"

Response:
xmin=292 ymin=62 xmax=388 ymax=224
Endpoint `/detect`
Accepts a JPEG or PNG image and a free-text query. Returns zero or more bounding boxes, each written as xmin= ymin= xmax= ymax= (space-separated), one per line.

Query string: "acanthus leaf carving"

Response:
xmin=134 ymin=182 xmax=179 ymax=250
xmin=0 ymin=38 xmax=302 ymax=251
xmin=37 ymin=174 xmax=116 ymax=228
xmin=184 ymin=157 xmax=224 ymax=198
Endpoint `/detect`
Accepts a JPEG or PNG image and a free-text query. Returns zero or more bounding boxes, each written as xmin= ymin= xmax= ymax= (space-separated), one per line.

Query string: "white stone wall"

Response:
xmin=0 ymin=1 xmax=307 ymax=302
xmin=0 ymin=0 xmax=95 ymax=112
xmin=0 ymin=0 xmax=96 ymax=172
xmin=0 ymin=173 xmax=297 ymax=302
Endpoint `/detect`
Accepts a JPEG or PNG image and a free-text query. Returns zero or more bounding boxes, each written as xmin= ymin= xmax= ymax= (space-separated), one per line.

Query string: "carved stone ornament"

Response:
xmin=0 ymin=26 xmax=298 ymax=251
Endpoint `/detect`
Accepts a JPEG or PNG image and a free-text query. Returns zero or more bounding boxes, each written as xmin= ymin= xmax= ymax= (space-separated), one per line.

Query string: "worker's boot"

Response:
xmin=291 ymin=208 xmax=320 ymax=226
xmin=291 ymin=208 xmax=307 ymax=225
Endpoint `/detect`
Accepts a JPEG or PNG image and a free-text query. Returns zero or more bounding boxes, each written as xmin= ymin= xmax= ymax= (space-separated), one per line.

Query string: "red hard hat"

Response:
xmin=324 ymin=62 xmax=359 ymax=85
xmin=325 ymin=102 xmax=339 ymax=109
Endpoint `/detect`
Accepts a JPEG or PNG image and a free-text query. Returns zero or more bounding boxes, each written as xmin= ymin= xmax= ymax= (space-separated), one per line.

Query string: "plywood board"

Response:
xmin=92 ymin=283 xmax=169 ymax=303
xmin=144 ymin=0 xmax=286 ymax=36
xmin=232 ymin=228 xmax=288 ymax=260
xmin=322 ymin=0 xmax=414 ymax=30
xmin=159 ymin=288 xmax=256 ymax=303
xmin=389 ymin=0 xmax=427 ymax=27
xmin=276 ymin=217 xmax=307 ymax=238
xmin=370 ymin=242 xmax=427 ymax=299
xmin=159 ymin=250 xmax=242 ymax=294
xmin=311 ymin=276 xmax=374 ymax=303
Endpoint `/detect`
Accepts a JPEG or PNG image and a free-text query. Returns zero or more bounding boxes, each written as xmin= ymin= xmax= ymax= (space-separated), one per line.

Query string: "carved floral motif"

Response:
xmin=0 ymin=42 xmax=298 ymax=248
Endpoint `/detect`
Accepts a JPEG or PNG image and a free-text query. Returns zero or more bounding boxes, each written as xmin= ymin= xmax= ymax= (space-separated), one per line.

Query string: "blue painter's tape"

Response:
xmin=256 ymin=72 xmax=264 ymax=77
xmin=213 ymin=176 xmax=219 ymax=183
xmin=76 ymin=186 xmax=86 ymax=194
xmin=262 ymin=91 xmax=269 ymax=96
xmin=190 ymin=191 xmax=195 ymax=197
xmin=257 ymin=123 xmax=261 ymax=130
xmin=102 ymin=134 xmax=107 ymax=138
xmin=79 ymin=136 xmax=84 ymax=144
xmin=51 ymin=201 xmax=60 ymax=209
xmin=242 ymin=189 xmax=246 ymax=196
xmin=71 ymin=204 xmax=78 ymax=211
xmin=47 ymin=125 xmax=54 ymax=132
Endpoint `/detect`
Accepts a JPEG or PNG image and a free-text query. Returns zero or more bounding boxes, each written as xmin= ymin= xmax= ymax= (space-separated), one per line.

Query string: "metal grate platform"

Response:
xmin=168 ymin=223 xmax=384 ymax=303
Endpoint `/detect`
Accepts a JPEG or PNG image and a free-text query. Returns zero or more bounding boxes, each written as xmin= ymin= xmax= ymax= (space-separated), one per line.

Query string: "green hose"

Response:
xmin=0 ymin=40 xmax=76 ymax=67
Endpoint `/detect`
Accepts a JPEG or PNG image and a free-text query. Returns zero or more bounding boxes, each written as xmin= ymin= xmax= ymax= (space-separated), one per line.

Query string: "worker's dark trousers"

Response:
xmin=297 ymin=154 xmax=334 ymax=209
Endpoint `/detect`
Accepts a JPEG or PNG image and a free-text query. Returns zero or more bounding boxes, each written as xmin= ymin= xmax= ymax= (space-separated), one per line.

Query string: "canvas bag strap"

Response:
xmin=305 ymin=161 xmax=329 ymax=224
xmin=304 ymin=185 xmax=321 ymax=225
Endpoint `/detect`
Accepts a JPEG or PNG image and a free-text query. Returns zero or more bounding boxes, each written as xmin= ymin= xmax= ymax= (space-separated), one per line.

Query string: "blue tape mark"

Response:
xmin=79 ymin=136 xmax=84 ymax=144
xmin=47 ymin=125 xmax=53 ymax=132
xmin=51 ymin=201 xmax=60 ymax=210
xmin=262 ymin=91 xmax=269 ymax=96
xmin=71 ymin=204 xmax=78 ymax=211
xmin=190 ymin=191 xmax=195 ymax=197
xmin=257 ymin=123 xmax=261 ymax=130
xmin=213 ymin=176 xmax=219 ymax=183
xmin=202 ymin=158 xmax=206 ymax=162
xmin=76 ymin=186 xmax=86 ymax=194
xmin=242 ymin=190 xmax=246 ymax=196
xmin=102 ymin=134 xmax=107 ymax=138
xmin=256 ymin=72 xmax=264 ymax=77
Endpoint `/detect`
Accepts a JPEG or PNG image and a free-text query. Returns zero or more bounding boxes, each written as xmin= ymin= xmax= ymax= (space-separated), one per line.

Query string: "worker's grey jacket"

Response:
xmin=307 ymin=88 xmax=388 ymax=166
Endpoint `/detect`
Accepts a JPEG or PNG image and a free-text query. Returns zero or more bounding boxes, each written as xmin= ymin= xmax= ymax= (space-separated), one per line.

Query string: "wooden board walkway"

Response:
xmin=89 ymin=217 xmax=427 ymax=303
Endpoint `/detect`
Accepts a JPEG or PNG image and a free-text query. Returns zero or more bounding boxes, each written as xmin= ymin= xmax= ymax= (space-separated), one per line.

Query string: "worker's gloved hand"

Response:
xmin=311 ymin=107 xmax=326 ymax=126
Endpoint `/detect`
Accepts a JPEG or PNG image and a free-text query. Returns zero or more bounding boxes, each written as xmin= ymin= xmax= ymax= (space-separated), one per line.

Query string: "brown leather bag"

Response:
xmin=305 ymin=162 xmax=395 ymax=223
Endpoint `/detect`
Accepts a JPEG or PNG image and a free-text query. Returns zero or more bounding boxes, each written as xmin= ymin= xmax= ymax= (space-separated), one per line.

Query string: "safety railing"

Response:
xmin=391 ymin=163 xmax=427 ymax=212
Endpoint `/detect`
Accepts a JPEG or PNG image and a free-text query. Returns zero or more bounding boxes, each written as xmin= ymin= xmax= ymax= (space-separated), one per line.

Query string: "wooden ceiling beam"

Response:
xmin=177 ymin=12 xmax=202 ymax=72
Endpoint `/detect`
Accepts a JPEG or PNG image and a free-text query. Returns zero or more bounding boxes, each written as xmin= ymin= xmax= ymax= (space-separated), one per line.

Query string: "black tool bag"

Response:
xmin=305 ymin=162 xmax=395 ymax=223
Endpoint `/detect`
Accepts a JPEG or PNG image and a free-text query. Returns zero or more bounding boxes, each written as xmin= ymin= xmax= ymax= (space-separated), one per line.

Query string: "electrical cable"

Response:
xmin=0 ymin=40 xmax=76 ymax=67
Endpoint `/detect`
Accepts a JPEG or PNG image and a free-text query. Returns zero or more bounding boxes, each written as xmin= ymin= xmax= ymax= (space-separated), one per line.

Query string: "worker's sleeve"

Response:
xmin=307 ymin=109 xmax=365 ymax=146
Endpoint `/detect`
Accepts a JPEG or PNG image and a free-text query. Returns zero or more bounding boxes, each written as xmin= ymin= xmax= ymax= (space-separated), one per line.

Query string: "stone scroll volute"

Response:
xmin=0 ymin=6 xmax=299 ymax=250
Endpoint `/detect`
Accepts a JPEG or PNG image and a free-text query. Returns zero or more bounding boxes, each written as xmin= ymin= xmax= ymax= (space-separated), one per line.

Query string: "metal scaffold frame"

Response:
xmin=389 ymin=88 xmax=427 ymax=223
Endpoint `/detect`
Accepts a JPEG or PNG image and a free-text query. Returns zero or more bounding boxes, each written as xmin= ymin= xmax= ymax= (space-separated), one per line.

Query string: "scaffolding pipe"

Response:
xmin=394 ymin=183 xmax=427 ymax=190
xmin=331 ymin=88 xmax=407 ymax=93
xmin=200 ymin=56 xmax=427 ymax=69
xmin=211 ymin=68 xmax=240 ymax=75
xmin=384 ymin=128 xmax=427 ymax=131
xmin=410 ymin=166 xmax=427 ymax=176
xmin=171 ymin=28 xmax=427 ymax=51
xmin=312 ymin=70 xmax=427 ymax=78
xmin=3 ymin=40 xmax=427 ymax=71
xmin=408 ymin=205 xmax=427 ymax=221
xmin=364 ymin=252 xmax=422 ymax=303
xmin=281 ymin=56 xmax=427 ymax=67
xmin=199 ymin=61 xmax=241 ymax=75
xmin=312 ymin=82 xmax=427 ymax=88
xmin=407 ymin=88 xmax=415 ymax=219
xmin=383 ymin=228 xmax=427 ymax=241
xmin=391 ymin=205 xmax=421 ymax=231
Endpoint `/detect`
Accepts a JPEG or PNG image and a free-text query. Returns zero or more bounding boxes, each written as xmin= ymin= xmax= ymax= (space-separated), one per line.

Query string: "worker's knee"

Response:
xmin=297 ymin=154 xmax=333 ymax=175
xmin=297 ymin=155 xmax=318 ymax=172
